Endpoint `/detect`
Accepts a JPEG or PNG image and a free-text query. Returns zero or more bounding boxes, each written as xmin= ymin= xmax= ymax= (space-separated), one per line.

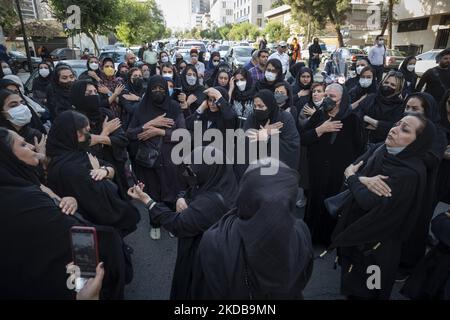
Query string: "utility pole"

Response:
xmin=14 ymin=0 xmax=33 ymax=72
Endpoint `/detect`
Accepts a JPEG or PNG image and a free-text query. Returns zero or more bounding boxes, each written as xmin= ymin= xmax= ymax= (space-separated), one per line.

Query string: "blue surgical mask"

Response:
xmin=168 ymin=88 xmax=174 ymax=96
xmin=386 ymin=146 xmax=405 ymax=155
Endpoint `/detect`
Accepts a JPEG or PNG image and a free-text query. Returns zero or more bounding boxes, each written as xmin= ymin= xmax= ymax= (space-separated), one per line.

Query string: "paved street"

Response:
xmin=124 ymin=200 xmax=450 ymax=300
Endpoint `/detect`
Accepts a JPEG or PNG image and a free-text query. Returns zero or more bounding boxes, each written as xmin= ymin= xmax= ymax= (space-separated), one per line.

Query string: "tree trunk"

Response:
xmin=307 ymin=19 xmax=312 ymax=44
xmin=85 ymin=30 xmax=99 ymax=55
xmin=336 ymin=25 xmax=344 ymax=48
xmin=388 ymin=0 xmax=393 ymax=49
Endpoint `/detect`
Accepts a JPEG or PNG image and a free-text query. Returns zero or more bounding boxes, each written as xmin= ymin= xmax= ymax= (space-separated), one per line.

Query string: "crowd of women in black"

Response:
xmin=1 ymin=46 xmax=450 ymax=300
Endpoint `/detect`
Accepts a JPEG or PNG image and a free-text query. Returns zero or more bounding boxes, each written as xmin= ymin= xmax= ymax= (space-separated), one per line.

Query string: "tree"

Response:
xmin=228 ymin=22 xmax=260 ymax=41
xmin=49 ymin=0 xmax=121 ymax=54
xmin=288 ymin=0 xmax=326 ymax=44
xmin=116 ymin=0 xmax=167 ymax=46
xmin=217 ymin=24 xmax=232 ymax=40
xmin=0 ymin=0 xmax=17 ymax=32
xmin=379 ymin=0 xmax=399 ymax=49
xmin=322 ymin=0 xmax=351 ymax=48
xmin=263 ymin=21 xmax=290 ymax=42
xmin=271 ymin=0 xmax=285 ymax=8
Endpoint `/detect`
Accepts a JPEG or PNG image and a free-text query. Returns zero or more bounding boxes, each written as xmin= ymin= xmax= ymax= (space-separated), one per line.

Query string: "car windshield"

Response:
xmin=99 ymin=52 xmax=126 ymax=63
xmin=218 ymin=46 xmax=229 ymax=51
xmin=234 ymin=47 xmax=253 ymax=57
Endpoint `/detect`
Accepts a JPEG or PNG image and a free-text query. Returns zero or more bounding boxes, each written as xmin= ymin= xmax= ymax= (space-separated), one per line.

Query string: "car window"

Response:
xmin=218 ymin=46 xmax=229 ymax=51
xmin=418 ymin=52 xmax=436 ymax=60
xmin=234 ymin=48 xmax=253 ymax=57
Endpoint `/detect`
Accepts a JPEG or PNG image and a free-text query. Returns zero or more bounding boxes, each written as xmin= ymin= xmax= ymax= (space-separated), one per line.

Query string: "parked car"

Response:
xmin=216 ymin=45 xmax=230 ymax=59
xmin=49 ymin=48 xmax=81 ymax=61
xmin=333 ymin=47 xmax=368 ymax=76
xmin=414 ymin=49 xmax=442 ymax=77
xmin=384 ymin=49 xmax=406 ymax=71
xmin=171 ymin=48 xmax=191 ymax=64
xmin=182 ymin=41 xmax=207 ymax=53
xmin=99 ymin=49 xmax=128 ymax=69
xmin=24 ymin=59 xmax=87 ymax=95
xmin=225 ymin=46 xmax=253 ymax=71
xmin=8 ymin=51 xmax=41 ymax=72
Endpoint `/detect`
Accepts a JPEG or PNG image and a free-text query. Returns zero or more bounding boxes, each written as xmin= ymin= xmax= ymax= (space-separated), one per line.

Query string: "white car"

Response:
xmin=414 ymin=49 xmax=442 ymax=77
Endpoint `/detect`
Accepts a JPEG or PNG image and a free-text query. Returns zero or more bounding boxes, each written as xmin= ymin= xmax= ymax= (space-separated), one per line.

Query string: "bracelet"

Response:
xmin=145 ymin=198 xmax=155 ymax=210
xmin=100 ymin=166 xmax=110 ymax=176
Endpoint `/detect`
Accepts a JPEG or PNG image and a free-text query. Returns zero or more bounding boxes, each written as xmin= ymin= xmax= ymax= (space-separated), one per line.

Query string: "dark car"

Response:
xmin=24 ymin=59 xmax=87 ymax=95
xmin=225 ymin=46 xmax=254 ymax=71
xmin=50 ymin=48 xmax=81 ymax=61
xmin=8 ymin=51 xmax=41 ymax=72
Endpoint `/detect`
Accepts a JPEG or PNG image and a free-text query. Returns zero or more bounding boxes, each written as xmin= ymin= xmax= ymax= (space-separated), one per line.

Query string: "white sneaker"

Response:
xmin=150 ymin=227 xmax=161 ymax=240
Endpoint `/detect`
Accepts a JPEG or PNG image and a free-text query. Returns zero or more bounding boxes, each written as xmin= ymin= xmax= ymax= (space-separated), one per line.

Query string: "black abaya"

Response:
xmin=191 ymin=161 xmax=313 ymax=299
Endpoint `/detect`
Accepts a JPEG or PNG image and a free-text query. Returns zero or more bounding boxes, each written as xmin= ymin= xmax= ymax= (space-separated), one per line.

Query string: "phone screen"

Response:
xmin=71 ymin=227 xmax=98 ymax=278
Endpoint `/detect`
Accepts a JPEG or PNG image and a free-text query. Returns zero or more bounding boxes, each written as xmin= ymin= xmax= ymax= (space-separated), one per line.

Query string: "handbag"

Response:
xmin=324 ymin=189 xmax=352 ymax=218
xmin=135 ymin=138 xmax=163 ymax=168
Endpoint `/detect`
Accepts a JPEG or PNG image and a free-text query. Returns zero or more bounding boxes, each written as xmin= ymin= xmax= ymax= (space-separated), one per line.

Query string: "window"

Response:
xmin=223 ymin=1 xmax=226 ymax=8
xmin=397 ymin=17 xmax=429 ymax=33
xmin=244 ymin=8 xmax=246 ymax=15
xmin=223 ymin=17 xmax=226 ymax=23
xmin=257 ymin=5 xmax=262 ymax=14
xmin=257 ymin=18 xmax=262 ymax=27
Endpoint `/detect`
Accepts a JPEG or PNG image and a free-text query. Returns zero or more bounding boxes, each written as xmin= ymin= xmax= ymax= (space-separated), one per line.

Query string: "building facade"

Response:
xmin=233 ymin=0 xmax=274 ymax=28
xmin=210 ymin=0 xmax=234 ymax=27
xmin=392 ymin=0 xmax=450 ymax=53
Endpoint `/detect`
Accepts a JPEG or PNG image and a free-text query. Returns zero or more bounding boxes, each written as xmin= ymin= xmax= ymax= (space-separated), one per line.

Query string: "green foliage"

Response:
xmin=115 ymin=0 xmax=167 ymax=46
xmin=0 ymin=0 xmax=18 ymax=30
xmin=228 ymin=22 xmax=260 ymax=41
xmin=263 ymin=21 xmax=290 ymax=42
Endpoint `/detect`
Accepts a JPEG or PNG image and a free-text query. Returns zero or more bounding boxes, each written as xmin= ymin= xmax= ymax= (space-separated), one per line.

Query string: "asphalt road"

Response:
xmin=124 ymin=200 xmax=450 ymax=300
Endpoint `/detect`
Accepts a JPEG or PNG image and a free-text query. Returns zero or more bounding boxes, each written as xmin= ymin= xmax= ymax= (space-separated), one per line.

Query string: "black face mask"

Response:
xmin=119 ymin=71 xmax=128 ymax=79
xmin=133 ymin=78 xmax=144 ymax=92
xmin=60 ymin=81 xmax=74 ymax=90
xmin=84 ymin=95 xmax=100 ymax=109
xmin=380 ymin=85 xmax=396 ymax=97
xmin=322 ymin=97 xmax=337 ymax=112
xmin=254 ymin=108 xmax=271 ymax=122
xmin=182 ymin=165 xmax=198 ymax=189
xmin=152 ymin=91 xmax=166 ymax=104
xmin=78 ymin=132 xmax=91 ymax=150
xmin=274 ymin=93 xmax=289 ymax=105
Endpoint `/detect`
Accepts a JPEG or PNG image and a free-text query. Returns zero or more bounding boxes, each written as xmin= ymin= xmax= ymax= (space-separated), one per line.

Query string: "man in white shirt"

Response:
xmin=269 ymin=41 xmax=290 ymax=75
xmin=368 ymin=35 xmax=386 ymax=83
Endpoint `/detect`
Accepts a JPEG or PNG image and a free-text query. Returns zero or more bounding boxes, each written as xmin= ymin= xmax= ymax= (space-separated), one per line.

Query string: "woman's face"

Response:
xmin=59 ymin=69 xmax=75 ymax=84
xmin=253 ymin=97 xmax=268 ymax=111
xmin=312 ymin=86 xmax=325 ymax=102
xmin=162 ymin=66 xmax=173 ymax=76
xmin=274 ymin=85 xmax=287 ymax=96
xmin=160 ymin=53 xmax=168 ymax=60
xmin=207 ymin=96 xmax=219 ymax=112
xmin=385 ymin=115 xmax=421 ymax=148
xmin=1 ymin=93 xmax=23 ymax=114
xmin=1 ymin=62 xmax=9 ymax=69
xmin=84 ymin=84 xmax=98 ymax=96
xmin=142 ymin=65 xmax=150 ymax=73
xmin=10 ymin=130 xmax=40 ymax=166
xmin=408 ymin=58 xmax=417 ymax=67
xmin=130 ymin=70 xmax=143 ymax=82
xmin=103 ymin=61 xmax=114 ymax=70
xmin=89 ymin=57 xmax=99 ymax=65
xmin=39 ymin=63 xmax=49 ymax=71
xmin=300 ymin=72 xmax=311 ymax=85
xmin=383 ymin=76 xmax=398 ymax=91
xmin=186 ymin=68 xmax=196 ymax=77
xmin=217 ymin=72 xmax=229 ymax=87
xmin=179 ymin=63 xmax=187 ymax=73
xmin=77 ymin=125 xmax=91 ymax=142
xmin=405 ymin=97 xmax=425 ymax=114
xmin=356 ymin=60 xmax=369 ymax=68
xmin=234 ymin=73 xmax=244 ymax=82
xmin=266 ymin=63 xmax=278 ymax=76
xmin=360 ymin=70 xmax=374 ymax=81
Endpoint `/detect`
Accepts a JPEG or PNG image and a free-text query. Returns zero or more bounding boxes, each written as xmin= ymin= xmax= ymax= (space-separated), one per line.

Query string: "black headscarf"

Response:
xmin=180 ymin=64 xmax=203 ymax=94
xmin=0 ymin=128 xmax=41 ymax=187
xmin=206 ymin=51 xmax=221 ymax=72
xmin=440 ymin=90 xmax=450 ymax=136
xmin=399 ymin=56 xmax=418 ymax=84
xmin=135 ymin=75 xmax=181 ymax=123
xmin=289 ymin=62 xmax=306 ymax=80
xmin=274 ymin=82 xmax=295 ymax=112
xmin=193 ymin=159 xmax=313 ymax=299
xmin=251 ymin=89 xmax=280 ymax=127
xmin=255 ymin=59 xmax=284 ymax=92
xmin=292 ymin=67 xmax=314 ymax=94
xmin=405 ymin=92 xmax=440 ymax=124
xmin=348 ymin=66 xmax=377 ymax=102
xmin=185 ymin=146 xmax=238 ymax=208
xmin=70 ymin=80 xmax=102 ymax=124
xmin=231 ymin=68 xmax=255 ymax=103
xmin=206 ymin=62 xmax=231 ymax=88
xmin=213 ymin=69 xmax=231 ymax=90
xmin=331 ymin=117 xmax=436 ymax=249
xmin=33 ymin=61 xmax=53 ymax=92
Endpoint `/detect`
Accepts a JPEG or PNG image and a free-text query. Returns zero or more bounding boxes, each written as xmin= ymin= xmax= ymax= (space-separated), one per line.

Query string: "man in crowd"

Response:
xmin=269 ymin=41 xmax=290 ymax=75
xmin=249 ymin=49 xmax=269 ymax=82
xmin=368 ymin=35 xmax=386 ymax=83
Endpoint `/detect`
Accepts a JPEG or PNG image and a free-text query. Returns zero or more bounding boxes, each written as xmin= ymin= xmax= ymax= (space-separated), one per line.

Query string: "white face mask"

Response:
xmin=162 ymin=73 xmax=173 ymax=79
xmin=161 ymin=57 xmax=169 ymax=63
xmin=186 ymin=75 xmax=197 ymax=86
xmin=2 ymin=67 xmax=12 ymax=75
xmin=356 ymin=66 xmax=365 ymax=75
xmin=265 ymin=71 xmax=276 ymax=82
xmin=236 ymin=80 xmax=246 ymax=91
xmin=7 ymin=104 xmax=32 ymax=127
xmin=407 ymin=64 xmax=415 ymax=72
xmin=89 ymin=63 xmax=99 ymax=71
xmin=212 ymin=61 xmax=220 ymax=66
xmin=359 ymin=78 xmax=372 ymax=88
xmin=313 ymin=98 xmax=323 ymax=107
xmin=39 ymin=68 xmax=50 ymax=78
xmin=378 ymin=40 xmax=384 ymax=46
xmin=386 ymin=146 xmax=405 ymax=155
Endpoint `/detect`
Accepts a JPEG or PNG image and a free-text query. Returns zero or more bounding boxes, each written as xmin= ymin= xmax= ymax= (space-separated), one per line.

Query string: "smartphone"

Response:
xmin=70 ymin=226 xmax=99 ymax=278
